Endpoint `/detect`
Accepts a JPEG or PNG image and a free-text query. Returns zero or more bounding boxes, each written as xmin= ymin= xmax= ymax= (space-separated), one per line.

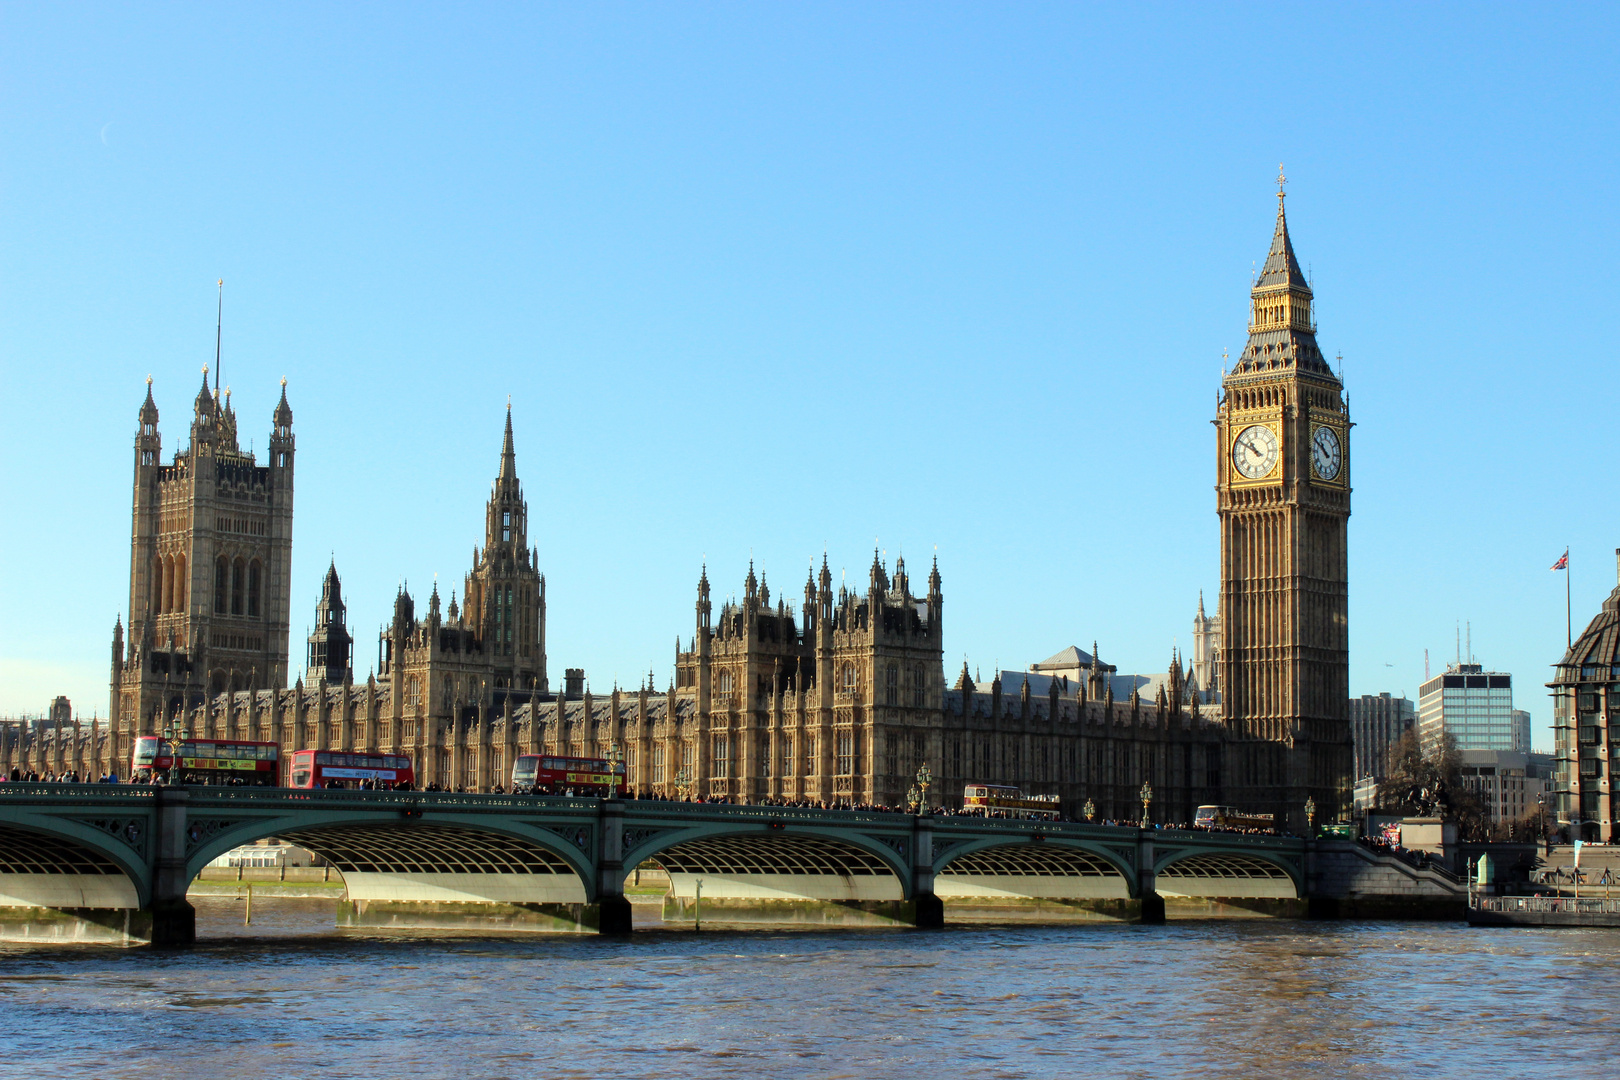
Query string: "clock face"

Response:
xmin=1232 ymin=424 xmax=1279 ymax=479
xmin=1311 ymin=425 xmax=1342 ymax=481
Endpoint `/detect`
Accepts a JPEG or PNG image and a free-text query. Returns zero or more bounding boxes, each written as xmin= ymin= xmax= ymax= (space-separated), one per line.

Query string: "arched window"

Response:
xmin=159 ymin=556 xmax=172 ymax=615
xmin=230 ymin=558 xmax=245 ymax=615
xmin=716 ymin=670 xmax=734 ymax=696
xmin=214 ymin=557 xmax=229 ymax=614
xmin=885 ymin=663 xmax=899 ymax=706
xmin=501 ymin=510 xmax=511 ymax=543
xmin=841 ymin=663 xmax=858 ymax=691
xmin=175 ymin=553 xmax=186 ymax=614
xmin=247 ymin=561 xmax=261 ymax=619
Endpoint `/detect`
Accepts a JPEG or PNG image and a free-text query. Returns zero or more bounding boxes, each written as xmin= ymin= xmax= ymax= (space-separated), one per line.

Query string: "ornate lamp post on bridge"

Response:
xmin=1082 ymin=798 xmax=1095 ymax=824
xmin=913 ymin=763 xmax=933 ymax=814
xmin=1305 ymin=795 xmax=1317 ymax=835
xmin=673 ymin=765 xmax=694 ymax=802
xmin=1139 ymin=781 xmax=1152 ymax=829
xmin=161 ymin=720 xmax=189 ymax=786
xmin=606 ymin=742 xmax=624 ymax=799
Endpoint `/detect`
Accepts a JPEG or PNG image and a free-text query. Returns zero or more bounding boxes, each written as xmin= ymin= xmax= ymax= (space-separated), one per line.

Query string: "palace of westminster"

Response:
xmin=16 ymin=185 xmax=1358 ymax=829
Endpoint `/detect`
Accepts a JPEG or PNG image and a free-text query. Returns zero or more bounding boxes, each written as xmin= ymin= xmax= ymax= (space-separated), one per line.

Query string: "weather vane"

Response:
xmin=1277 ymin=163 xmax=1287 ymax=201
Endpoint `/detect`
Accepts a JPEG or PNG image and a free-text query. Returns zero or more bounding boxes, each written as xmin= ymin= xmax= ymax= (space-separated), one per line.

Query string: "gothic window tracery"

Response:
xmin=214 ymin=557 xmax=229 ymax=614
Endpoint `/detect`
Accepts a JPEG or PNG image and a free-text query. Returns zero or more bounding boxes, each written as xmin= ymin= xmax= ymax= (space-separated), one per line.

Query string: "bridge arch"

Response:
xmin=0 ymin=820 xmax=146 ymax=911
xmin=183 ymin=808 xmax=598 ymax=906
xmin=1154 ymin=848 xmax=1302 ymax=899
xmin=933 ymin=837 xmax=1136 ymax=900
xmin=624 ymin=823 xmax=911 ymax=903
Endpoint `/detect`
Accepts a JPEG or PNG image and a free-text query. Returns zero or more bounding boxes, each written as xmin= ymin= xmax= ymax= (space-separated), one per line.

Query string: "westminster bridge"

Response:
xmin=0 ymin=785 xmax=1467 ymax=944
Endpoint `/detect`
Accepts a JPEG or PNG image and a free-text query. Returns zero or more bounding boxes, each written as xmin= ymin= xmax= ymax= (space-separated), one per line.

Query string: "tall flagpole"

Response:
xmin=1567 ymin=547 xmax=1572 ymax=648
xmin=214 ymin=279 xmax=223 ymax=395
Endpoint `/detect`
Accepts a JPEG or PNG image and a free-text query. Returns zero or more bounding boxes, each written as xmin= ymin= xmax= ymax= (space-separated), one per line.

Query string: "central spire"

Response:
xmin=498 ymin=402 xmax=517 ymax=480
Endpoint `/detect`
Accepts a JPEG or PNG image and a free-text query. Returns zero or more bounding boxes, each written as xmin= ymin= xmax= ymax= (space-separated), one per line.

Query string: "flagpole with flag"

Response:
xmin=1552 ymin=548 xmax=1571 ymax=647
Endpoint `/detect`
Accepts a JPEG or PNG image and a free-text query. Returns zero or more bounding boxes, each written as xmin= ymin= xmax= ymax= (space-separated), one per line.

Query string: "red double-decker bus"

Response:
xmin=288 ymin=750 xmax=415 ymax=790
xmin=131 ymin=736 xmax=279 ymax=786
xmin=511 ymin=754 xmax=625 ymax=795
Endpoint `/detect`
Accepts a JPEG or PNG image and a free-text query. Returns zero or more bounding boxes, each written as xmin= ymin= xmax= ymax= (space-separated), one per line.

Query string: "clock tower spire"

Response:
xmin=1214 ymin=171 xmax=1353 ymax=829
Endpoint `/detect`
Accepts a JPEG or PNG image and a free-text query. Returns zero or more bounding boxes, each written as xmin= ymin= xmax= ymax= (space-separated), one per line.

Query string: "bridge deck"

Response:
xmin=0 ymin=784 xmax=1336 ymax=942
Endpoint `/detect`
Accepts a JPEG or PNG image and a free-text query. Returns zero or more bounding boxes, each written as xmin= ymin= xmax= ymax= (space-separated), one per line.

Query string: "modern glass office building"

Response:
xmin=1417 ymin=663 xmax=1518 ymax=756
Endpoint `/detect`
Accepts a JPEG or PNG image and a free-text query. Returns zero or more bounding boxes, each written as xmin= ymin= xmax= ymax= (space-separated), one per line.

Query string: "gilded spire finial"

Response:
xmin=1277 ymin=163 xmax=1287 ymax=205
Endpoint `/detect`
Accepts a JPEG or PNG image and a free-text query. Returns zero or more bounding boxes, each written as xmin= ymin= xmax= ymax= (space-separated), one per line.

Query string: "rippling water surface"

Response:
xmin=5 ymin=897 xmax=1620 ymax=1079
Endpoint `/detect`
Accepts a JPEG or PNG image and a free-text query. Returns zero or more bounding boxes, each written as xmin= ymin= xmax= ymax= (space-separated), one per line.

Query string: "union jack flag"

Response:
xmin=1551 ymin=550 xmax=1569 ymax=571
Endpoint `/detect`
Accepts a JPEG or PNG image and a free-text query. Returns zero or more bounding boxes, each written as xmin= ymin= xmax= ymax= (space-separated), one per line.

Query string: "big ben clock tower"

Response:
xmin=1215 ymin=170 xmax=1353 ymax=827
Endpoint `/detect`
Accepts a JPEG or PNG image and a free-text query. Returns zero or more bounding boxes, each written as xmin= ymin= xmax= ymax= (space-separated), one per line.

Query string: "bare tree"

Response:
xmin=1377 ymin=731 xmax=1490 ymax=839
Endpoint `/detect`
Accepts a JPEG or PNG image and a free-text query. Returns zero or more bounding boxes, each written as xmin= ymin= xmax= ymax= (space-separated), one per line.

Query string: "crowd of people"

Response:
xmin=1357 ymin=831 xmax=1437 ymax=869
xmin=6 ymin=768 xmax=122 ymax=784
xmin=1 ymin=770 xmax=1283 ymax=833
xmin=127 ymin=773 xmax=276 ymax=787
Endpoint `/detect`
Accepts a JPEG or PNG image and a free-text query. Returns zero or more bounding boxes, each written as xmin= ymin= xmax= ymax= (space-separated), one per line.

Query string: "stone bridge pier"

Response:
xmin=911 ymin=815 xmax=943 ymax=929
xmin=595 ymin=800 xmax=632 ymax=935
xmin=150 ymin=789 xmax=196 ymax=946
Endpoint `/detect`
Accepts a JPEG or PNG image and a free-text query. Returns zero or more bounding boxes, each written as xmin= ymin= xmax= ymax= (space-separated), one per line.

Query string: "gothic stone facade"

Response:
xmin=108 ymin=372 xmax=296 ymax=765
xmin=108 ymin=188 xmax=1352 ymax=821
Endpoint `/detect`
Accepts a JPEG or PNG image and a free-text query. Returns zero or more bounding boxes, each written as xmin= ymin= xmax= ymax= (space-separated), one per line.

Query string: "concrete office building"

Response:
xmin=1456 ymin=749 xmax=1550 ymax=828
xmin=1418 ymin=664 xmax=1518 ymax=756
xmin=1349 ymin=692 xmax=1416 ymax=781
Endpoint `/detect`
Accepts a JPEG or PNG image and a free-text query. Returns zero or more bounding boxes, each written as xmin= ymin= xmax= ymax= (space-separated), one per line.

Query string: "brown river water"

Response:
xmin=3 ymin=896 xmax=1619 ymax=1079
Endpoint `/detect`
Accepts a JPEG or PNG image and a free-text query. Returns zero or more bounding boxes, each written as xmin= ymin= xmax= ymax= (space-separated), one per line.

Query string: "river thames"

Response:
xmin=5 ymin=897 xmax=1619 ymax=1079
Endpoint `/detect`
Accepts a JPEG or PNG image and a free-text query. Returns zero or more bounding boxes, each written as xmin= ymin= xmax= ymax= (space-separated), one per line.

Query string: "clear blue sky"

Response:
xmin=2 ymin=4 xmax=1616 ymax=751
